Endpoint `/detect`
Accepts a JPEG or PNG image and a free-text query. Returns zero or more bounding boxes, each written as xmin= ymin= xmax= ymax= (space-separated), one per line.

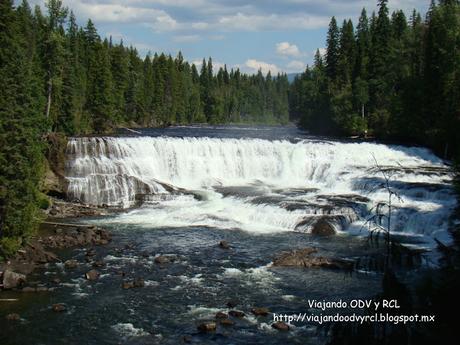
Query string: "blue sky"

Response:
xmin=23 ymin=0 xmax=429 ymax=74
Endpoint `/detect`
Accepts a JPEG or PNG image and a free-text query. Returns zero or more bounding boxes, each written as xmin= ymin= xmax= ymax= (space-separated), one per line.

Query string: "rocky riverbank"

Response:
xmin=0 ymin=221 xmax=111 ymax=291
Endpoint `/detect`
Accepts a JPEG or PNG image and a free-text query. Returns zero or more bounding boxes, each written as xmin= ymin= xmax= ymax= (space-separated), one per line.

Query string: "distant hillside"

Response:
xmin=287 ymin=73 xmax=300 ymax=83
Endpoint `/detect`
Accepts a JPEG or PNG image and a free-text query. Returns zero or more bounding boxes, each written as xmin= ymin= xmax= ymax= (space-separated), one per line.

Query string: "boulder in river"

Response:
xmin=154 ymin=255 xmax=171 ymax=264
xmin=251 ymin=307 xmax=270 ymax=316
xmin=272 ymin=322 xmax=290 ymax=331
xmin=215 ymin=312 xmax=228 ymax=319
xmin=64 ymin=259 xmax=78 ymax=269
xmin=219 ymin=241 xmax=230 ymax=249
xmin=219 ymin=319 xmax=235 ymax=326
xmin=52 ymin=303 xmax=66 ymax=312
xmin=122 ymin=278 xmax=145 ymax=289
xmin=2 ymin=270 xmax=26 ymax=289
xmin=122 ymin=281 xmax=134 ymax=289
xmin=85 ymin=269 xmax=100 ymax=281
xmin=197 ymin=322 xmax=217 ymax=333
xmin=273 ymin=247 xmax=353 ymax=270
xmin=311 ymin=218 xmax=336 ymax=236
xmin=228 ymin=310 xmax=245 ymax=318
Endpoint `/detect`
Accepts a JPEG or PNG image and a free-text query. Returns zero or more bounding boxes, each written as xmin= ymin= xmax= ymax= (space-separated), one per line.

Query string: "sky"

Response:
xmin=22 ymin=0 xmax=429 ymax=74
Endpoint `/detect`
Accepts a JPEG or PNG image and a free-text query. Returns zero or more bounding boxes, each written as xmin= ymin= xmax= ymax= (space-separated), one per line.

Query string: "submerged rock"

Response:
xmin=52 ymin=303 xmax=66 ymax=312
xmin=182 ymin=335 xmax=192 ymax=343
xmin=133 ymin=278 xmax=145 ymax=288
xmin=251 ymin=307 xmax=270 ymax=316
xmin=219 ymin=241 xmax=230 ymax=249
xmin=215 ymin=312 xmax=228 ymax=319
xmin=6 ymin=313 xmax=21 ymax=321
xmin=273 ymin=247 xmax=353 ymax=270
xmin=272 ymin=322 xmax=290 ymax=331
xmin=197 ymin=322 xmax=217 ymax=333
xmin=85 ymin=270 xmax=100 ymax=281
xmin=2 ymin=270 xmax=26 ymax=289
xmin=154 ymin=255 xmax=171 ymax=264
xmin=122 ymin=281 xmax=134 ymax=289
xmin=226 ymin=299 xmax=239 ymax=308
xmin=122 ymin=278 xmax=145 ymax=289
xmin=219 ymin=319 xmax=235 ymax=326
xmin=64 ymin=260 xmax=78 ymax=269
xmin=228 ymin=310 xmax=245 ymax=318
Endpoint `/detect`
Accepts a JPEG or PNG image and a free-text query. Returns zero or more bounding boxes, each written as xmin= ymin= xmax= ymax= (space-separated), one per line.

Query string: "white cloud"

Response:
xmin=209 ymin=34 xmax=225 ymax=41
xmin=245 ymin=59 xmax=280 ymax=75
xmin=217 ymin=13 xmax=329 ymax=31
xmin=173 ymin=35 xmax=201 ymax=43
xmin=318 ymin=48 xmax=327 ymax=56
xmin=276 ymin=42 xmax=302 ymax=57
xmin=286 ymin=60 xmax=305 ymax=72
xmin=191 ymin=22 xmax=209 ymax=30
xmin=71 ymin=2 xmax=169 ymax=23
xmin=148 ymin=13 xmax=179 ymax=31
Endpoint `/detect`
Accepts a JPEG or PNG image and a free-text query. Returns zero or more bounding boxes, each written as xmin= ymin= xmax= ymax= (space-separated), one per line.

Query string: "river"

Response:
xmin=1 ymin=126 xmax=456 ymax=344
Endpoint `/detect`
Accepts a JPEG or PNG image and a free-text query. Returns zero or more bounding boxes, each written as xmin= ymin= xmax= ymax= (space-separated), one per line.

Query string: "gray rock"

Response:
xmin=2 ymin=270 xmax=26 ymax=289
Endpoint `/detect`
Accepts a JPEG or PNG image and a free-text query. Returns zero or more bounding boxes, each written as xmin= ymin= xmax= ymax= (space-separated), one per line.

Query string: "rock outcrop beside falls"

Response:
xmin=42 ymin=133 xmax=69 ymax=199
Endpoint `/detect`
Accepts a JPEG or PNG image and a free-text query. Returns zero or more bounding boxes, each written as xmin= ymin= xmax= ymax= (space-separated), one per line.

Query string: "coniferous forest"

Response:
xmin=0 ymin=0 xmax=289 ymax=256
xmin=290 ymin=0 xmax=460 ymax=160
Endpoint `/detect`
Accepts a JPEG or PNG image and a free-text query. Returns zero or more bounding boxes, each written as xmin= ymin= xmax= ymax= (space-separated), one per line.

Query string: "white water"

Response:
xmin=66 ymin=136 xmax=456 ymax=246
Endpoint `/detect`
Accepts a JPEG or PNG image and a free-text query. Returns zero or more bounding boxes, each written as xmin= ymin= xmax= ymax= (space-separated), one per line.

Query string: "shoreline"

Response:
xmin=0 ymin=199 xmax=112 ymax=292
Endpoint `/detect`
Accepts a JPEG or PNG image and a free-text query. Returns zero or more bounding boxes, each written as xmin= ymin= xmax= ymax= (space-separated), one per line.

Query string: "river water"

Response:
xmin=1 ymin=126 xmax=456 ymax=344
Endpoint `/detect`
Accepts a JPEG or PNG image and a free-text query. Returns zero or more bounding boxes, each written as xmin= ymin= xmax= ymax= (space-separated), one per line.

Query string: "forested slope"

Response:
xmin=289 ymin=0 xmax=460 ymax=159
xmin=0 ymin=0 xmax=289 ymax=257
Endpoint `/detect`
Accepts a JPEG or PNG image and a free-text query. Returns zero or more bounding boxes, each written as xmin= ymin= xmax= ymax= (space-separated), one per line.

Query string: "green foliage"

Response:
xmin=0 ymin=236 xmax=22 ymax=258
xmin=290 ymin=0 xmax=460 ymax=159
xmin=0 ymin=0 xmax=46 ymax=257
xmin=37 ymin=193 xmax=51 ymax=210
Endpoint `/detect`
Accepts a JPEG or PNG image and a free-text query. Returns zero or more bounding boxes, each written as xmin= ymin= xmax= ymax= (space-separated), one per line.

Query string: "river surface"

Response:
xmin=0 ymin=126 xmax=456 ymax=344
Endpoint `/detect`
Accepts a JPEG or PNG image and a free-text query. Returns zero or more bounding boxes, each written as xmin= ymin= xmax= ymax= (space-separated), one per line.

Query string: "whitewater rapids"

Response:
xmin=65 ymin=135 xmax=456 ymax=247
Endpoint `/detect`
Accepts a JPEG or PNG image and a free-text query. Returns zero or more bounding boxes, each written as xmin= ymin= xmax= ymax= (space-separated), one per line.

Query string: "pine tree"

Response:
xmin=0 ymin=0 xmax=46 ymax=256
xmin=326 ymin=17 xmax=340 ymax=81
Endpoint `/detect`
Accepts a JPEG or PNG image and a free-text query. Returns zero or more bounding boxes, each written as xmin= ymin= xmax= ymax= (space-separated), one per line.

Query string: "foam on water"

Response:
xmin=66 ymin=136 xmax=456 ymax=247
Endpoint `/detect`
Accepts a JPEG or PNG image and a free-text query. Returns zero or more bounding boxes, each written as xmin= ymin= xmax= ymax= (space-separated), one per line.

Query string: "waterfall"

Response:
xmin=65 ymin=136 xmax=455 ymax=245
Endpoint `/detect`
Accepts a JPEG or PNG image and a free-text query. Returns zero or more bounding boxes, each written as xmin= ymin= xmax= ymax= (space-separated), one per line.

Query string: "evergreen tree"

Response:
xmin=326 ymin=17 xmax=340 ymax=81
xmin=0 ymin=0 xmax=46 ymax=256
